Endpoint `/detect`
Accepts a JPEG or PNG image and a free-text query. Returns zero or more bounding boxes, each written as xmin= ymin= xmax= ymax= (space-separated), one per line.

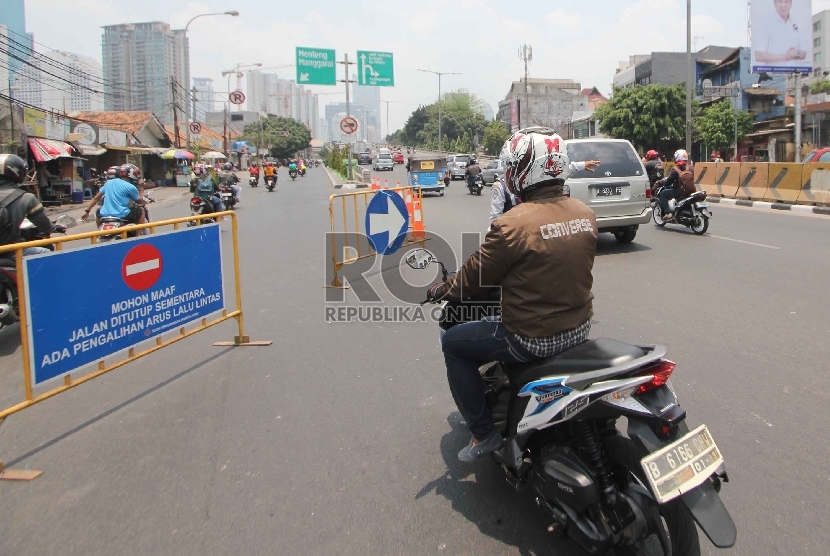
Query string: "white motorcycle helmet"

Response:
xmin=673 ymin=149 xmax=689 ymax=164
xmin=501 ymin=127 xmax=569 ymax=196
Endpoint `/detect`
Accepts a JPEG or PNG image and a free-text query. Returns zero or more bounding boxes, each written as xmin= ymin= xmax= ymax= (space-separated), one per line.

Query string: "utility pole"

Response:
xmin=519 ymin=45 xmax=532 ymax=129
xmin=795 ymin=72 xmax=802 ymax=159
xmin=223 ymin=103 xmax=229 ymax=156
xmin=416 ymin=69 xmax=461 ymax=151
xmin=338 ymin=54 xmax=356 ymax=180
xmin=686 ymin=0 xmax=693 ymax=154
xmin=171 ymin=79 xmax=181 ymax=148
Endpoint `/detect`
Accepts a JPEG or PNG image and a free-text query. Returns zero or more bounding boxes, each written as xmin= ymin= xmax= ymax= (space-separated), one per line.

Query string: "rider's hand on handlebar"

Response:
xmin=426 ymin=282 xmax=446 ymax=304
xmin=54 ymin=224 xmax=67 ymax=234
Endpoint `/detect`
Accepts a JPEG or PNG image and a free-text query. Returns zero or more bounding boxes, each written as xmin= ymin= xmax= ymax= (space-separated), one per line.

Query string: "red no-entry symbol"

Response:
xmin=122 ymin=244 xmax=163 ymax=291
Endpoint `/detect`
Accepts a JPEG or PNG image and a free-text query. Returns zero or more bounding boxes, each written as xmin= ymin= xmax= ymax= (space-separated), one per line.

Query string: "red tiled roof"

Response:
xmin=72 ymin=111 xmax=157 ymax=134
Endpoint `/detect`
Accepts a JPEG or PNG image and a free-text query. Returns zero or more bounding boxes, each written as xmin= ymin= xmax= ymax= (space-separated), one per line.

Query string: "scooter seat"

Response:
xmin=507 ymin=338 xmax=646 ymax=386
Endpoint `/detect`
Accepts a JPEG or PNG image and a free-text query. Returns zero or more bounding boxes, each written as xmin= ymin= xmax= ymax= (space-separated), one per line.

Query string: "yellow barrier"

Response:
xmin=798 ymin=162 xmax=830 ymax=205
xmin=694 ymin=162 xmax=717 ymax=194
xmin=736 ymin=162 xmax=769 ymax=200
xmin=764 ymin=163 xmax=803 ymax=203
xmin=712 ymin=162 xmax=741 ymax=198
xmin=0 ymin=212 xmax=270 ymax=476
xmin=328 ymin=186 xmax=425 ymax=288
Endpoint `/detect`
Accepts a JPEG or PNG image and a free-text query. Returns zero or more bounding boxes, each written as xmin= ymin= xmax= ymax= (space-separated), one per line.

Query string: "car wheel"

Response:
xmin=614 ymin=230 xmax=637 ymax=243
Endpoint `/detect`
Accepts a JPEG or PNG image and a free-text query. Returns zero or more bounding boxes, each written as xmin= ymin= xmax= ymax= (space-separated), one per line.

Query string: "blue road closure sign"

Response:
xmin=365 ymin=190 xmax=409 ymax=255
xmin=23 ymin=225 xmax=225 ymax=386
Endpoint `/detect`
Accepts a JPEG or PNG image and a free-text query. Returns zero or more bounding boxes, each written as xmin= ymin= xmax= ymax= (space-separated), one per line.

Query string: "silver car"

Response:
xmin=373 ymin=152 xmax=395 ymax=171
xmin=446 ymin=154 xmax=471 ymax=180
xmin=481 ymin=159 xmax=505 ymax=185
xmin=563 ymin=138 xmax=652 ymax=244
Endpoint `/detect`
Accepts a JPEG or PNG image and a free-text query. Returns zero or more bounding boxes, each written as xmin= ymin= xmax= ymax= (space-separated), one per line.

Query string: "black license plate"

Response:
xmin=596 ymin=186 xmax=622 ymax=197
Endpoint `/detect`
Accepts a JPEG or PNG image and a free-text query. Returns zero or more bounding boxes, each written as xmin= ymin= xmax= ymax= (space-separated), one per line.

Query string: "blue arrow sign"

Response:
xmin=365 ymin=190 xmax=409 ymax=255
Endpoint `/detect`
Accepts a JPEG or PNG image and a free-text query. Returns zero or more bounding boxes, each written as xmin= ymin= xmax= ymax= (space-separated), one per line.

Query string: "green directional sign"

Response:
xmin=357 ymin=51 xmax=394 ymax=87
xmin=296 ymin=47 xmax=337 ymax=85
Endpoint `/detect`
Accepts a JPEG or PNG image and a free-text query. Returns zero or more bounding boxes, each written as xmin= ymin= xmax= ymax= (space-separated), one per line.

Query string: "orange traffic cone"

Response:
xmin=412 ymin=192 xmax=425 ymax=240
xmin=404 ymin=188 xmax=414 ymax=238
xmin=395 ymin=180 xmax=401 ymax=189
xmin=371 ymin=177 xmax=380 ymax=190
xmin=383 ymin=179 xmax=389 ymax=189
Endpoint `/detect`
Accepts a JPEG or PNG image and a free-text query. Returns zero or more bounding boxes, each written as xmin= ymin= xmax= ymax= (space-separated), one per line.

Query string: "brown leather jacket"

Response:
xmin=437 ymin=187 xmax=597 ymax=338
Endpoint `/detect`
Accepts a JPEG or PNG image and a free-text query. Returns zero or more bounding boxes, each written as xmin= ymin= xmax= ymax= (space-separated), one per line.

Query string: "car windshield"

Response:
xmin=455 ymin=155 xmax=470 ymax=164
xmin=802 ymin=151 xmax=817 ymax=163
xmin=565 ymin=142 xmax=643 ymax=179
xmin=379 ymin=154 xmax=392 ymax=160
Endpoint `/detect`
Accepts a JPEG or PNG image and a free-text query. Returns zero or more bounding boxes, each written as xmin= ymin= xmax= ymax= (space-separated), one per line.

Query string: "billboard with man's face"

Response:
xmin=752 ymin=0 xmax=813 ymax=73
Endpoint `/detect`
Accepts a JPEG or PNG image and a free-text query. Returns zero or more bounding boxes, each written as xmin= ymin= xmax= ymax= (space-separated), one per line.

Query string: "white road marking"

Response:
xmin=708 ymin=235 xmax=781 ymax=250
xmin=125 ymin=259 xmax=160 ymax=276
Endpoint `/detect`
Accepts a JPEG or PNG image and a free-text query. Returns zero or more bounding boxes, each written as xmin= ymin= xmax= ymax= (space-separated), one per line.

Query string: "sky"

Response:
xmin=22 ymin=0 xmax=830 ymax=136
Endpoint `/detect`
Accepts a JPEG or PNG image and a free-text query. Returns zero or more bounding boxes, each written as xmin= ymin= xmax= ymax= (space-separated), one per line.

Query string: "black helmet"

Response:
xmin=0 ymin=154 xmax=28 ymax=185
xmin=223 ymin=162 xmax=233 ymax=171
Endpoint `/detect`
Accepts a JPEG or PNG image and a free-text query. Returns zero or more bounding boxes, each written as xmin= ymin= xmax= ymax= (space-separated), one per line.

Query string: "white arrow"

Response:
xmin=369 ymin=196 xmax=406 ymax=251
xmin=299 ymin=73 xmax=310 ymax=82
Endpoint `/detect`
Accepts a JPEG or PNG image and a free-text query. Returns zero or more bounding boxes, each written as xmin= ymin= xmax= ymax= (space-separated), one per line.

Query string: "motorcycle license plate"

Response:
xmin=596 ymin=186 xmax=622 ymax=197
xmin=640 ymin=424 xmax=723 ymax=504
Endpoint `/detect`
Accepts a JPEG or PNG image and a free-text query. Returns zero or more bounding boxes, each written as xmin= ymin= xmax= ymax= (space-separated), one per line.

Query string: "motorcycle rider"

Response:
xmin=657 ymin=149 xmax=695 ymax=221
xmin=218 ymin=162 xmax=241 ymax=203
xmin=82 ymin=163 xmax=146 ymax=228
xmin=425 ymin=128 xmax=599 ymax=462
xmin=288 ymin=160 xmax=298 ymax=176
xmin=465 ymin=156 xmax=482 ymax=190
xmin=0 ymin=154 xmax=63 ymax=256
xmin=643 ymin=149 xmax=664 ymax=188
xmin=249 ymin=161 xmax=260 ymax=184
xmin=263 ymin=162 xmax=276 ymax=185
xmin=194 ymin=167 xmax=225 ymax=212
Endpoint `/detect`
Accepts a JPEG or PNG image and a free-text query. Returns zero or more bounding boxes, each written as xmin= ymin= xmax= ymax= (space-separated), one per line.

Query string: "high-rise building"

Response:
xmin=246 ymin=70 xmax=319 ymax=137
xmin=1 ymin=26 xmax=11 ymax=98
xmin=0 ymin=0 xmax=34 ymax=79
xmin=192 ymin=77 xmax=214 ymax=122
xmin=352 ymin=75 xmax=380 ymax=140
xmin=13 ymin=50 xmax=104 ymax=112
xmin=101 ymin=22 xmax=189 ymax=124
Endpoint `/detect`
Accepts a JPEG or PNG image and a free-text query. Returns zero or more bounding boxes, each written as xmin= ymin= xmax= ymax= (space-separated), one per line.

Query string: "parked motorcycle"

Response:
xmin=467 ymin=174 xmax=484 ymax=196
xmin=651 ymin=185 xmax=711 ymax=235
xmin=249 ymin=175 xmax=259 ymax=187
xmin=1 ymin=215 xmax=74 ymax=329
xmin=265 ymin=176 xmax=276 ymax=192
xmin=406 ymin=248 xmax=736 ymax=556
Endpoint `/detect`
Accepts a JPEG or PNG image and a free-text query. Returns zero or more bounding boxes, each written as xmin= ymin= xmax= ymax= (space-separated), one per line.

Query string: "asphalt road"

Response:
xmin=0 ymin=163 xmax=828 ymax=555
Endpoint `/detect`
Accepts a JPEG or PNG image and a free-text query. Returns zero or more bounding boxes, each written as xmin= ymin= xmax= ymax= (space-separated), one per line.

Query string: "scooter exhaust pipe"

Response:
xmin=0 ymin=303 xmax=17 ymax=326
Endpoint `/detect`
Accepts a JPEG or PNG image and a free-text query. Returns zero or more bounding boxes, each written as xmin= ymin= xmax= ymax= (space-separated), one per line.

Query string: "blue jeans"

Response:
xmin=659 ymin=187 xmax=683 ymax=214
xmin=442 ymin=320 xmax=536 ymax=440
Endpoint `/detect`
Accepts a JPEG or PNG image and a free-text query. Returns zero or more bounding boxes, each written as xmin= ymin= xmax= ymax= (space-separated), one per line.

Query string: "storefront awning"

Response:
xmin=102 ymin=145 xmax=166 ymax=154
xmin=75 ymin=144 xmax=107 ymax=156
xmin=28 ymin=138 xmax=78 ymax=162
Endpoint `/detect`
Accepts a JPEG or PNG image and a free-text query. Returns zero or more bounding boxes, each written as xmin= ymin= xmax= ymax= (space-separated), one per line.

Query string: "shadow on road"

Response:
xmin=415 ymin=413 xmax=582 ymax=555
xmin=596 ymin=235 xmax=652 ymax=256
xmin=0 ymin=324 xmax=21 ymax=357
xmin=3 ymin=347 xmax=235 ymax=467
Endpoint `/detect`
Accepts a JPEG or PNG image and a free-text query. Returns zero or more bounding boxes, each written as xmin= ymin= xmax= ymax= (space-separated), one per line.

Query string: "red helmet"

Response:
xmin=118 ymin=164 xmax=142 ymax=183
xmin=646 ymin=150 xmax=659 ymax=160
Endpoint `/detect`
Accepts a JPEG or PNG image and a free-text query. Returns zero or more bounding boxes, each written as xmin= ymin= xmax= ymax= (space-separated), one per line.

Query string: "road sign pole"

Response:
xmin=339 ymin=54 xmax=356 ymax=181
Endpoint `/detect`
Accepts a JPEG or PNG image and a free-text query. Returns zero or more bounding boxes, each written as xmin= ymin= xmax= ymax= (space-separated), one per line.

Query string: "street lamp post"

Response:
xmin=376 ymin=98 xmax=400 ymax=142
xmin=685 ymin=0 xmax=692 ymax=154
xmin=184 ymin=10 xmax=239 ymax=150
xmin=417 ymin=69 xmax=461 ymax=151
xmin=221 ymin=63 xmax=261 ymax=160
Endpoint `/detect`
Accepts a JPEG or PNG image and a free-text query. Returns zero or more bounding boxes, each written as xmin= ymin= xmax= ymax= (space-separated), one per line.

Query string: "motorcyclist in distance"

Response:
xmin=218 ymin=162 xmax=241 ymax=204
xmin=643 ymin=150 xmax=664 ymax=188
xmin=656 ymin=149 xmax=695 ymax=221
xmin=465 ymin=156 xmax=482 ymax=190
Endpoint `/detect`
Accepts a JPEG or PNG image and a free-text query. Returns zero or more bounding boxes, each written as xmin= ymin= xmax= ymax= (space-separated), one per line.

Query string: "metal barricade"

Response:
xmin=327 ymin=186 xmax=426 ymax=288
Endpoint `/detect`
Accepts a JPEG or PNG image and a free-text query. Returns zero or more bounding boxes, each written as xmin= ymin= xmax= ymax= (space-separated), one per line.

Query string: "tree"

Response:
xmin=695 ymin=99 xmax=754 ymax=154
xmin=241 ymin=116 xmax=311 ymax=159
xmin=593 ymin=84 xmax=689 ymax=152
xmin=810 ymin=79 xmax=830 ymax=94
xmin=395 ymin=89 xmax=488 ymax=149
xmin=483 ymin=120 xmax=510 ymax=155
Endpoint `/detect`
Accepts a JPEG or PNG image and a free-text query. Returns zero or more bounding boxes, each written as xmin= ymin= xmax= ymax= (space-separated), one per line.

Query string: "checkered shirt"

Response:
xmin=481 ymin=315 xmax=592 ymax=358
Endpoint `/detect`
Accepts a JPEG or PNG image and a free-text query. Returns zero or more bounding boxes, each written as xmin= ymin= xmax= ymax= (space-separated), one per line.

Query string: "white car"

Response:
xmin=563 ymin=138 xmax=652 ymax=244
xmin=373 ymin=153 xmax=395 ymax=171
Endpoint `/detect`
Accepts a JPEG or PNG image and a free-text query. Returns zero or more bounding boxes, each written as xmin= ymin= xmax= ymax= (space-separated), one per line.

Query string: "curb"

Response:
xmin=708 ymin=197 xmax=830 ymax=216
xmin=326 ymin=168 xmax=368 ymax=189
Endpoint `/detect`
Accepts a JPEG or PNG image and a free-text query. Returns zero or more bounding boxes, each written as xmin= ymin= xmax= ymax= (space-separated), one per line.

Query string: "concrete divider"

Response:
xmin=798 ymin=163 xmax=830 ymax=206
xmin=714 ymin=163 xmax=740 ymax=198
xmin=694 ymin=162 xmax=717 ymax=194
xmin=764 ymin=163 xmax=803 ymax=203
xmin=736 ymin=162 xmax=769 ymax=200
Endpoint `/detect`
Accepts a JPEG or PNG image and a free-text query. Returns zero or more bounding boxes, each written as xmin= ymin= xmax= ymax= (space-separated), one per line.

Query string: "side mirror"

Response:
xmin=404 ymin=248 xmax=435 ymax=270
